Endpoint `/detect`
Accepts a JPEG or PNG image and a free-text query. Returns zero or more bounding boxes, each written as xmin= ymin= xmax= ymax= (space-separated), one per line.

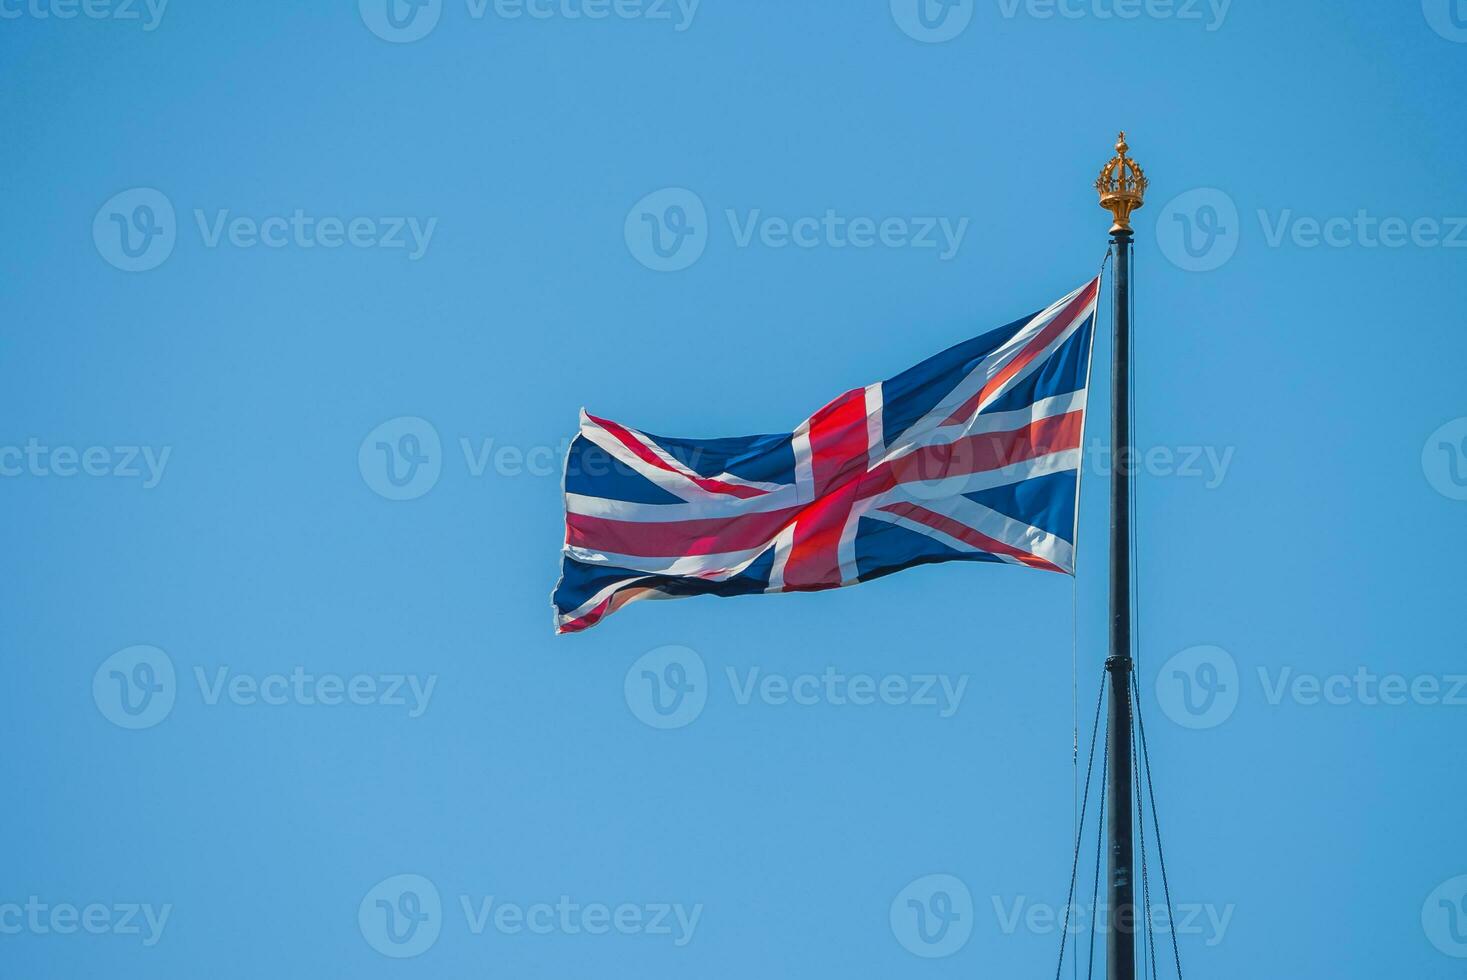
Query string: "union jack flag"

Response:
xmin=552 ymin=278 xmax=1100 ymax=634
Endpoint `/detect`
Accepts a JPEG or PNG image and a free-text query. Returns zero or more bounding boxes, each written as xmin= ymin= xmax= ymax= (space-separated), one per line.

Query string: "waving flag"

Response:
xmin=552 ymin=278 xmax=1100 ymax=633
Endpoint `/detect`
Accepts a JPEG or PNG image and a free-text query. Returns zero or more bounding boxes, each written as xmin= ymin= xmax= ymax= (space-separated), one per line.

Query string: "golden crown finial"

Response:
xmin=1096 ymin=130 xmax=1147 ymax=235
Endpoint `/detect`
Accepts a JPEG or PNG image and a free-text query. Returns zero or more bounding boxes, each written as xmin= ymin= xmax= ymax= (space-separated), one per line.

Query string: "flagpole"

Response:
xmin=1096 ymin=132 xmax=1147 ymax=980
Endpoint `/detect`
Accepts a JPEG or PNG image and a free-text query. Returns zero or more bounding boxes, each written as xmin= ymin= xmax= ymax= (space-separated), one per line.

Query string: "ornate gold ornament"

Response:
xmin=1096 ymin=131 xmax=1147 ymax=235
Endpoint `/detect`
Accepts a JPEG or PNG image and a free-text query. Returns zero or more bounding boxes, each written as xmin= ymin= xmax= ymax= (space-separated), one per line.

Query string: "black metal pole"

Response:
xmin=1105 ymin=229 xmax=1135 ymax=980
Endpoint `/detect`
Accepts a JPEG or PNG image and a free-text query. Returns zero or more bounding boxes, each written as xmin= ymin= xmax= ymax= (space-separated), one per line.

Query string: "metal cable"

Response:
xmin=1054 ymin=670 xmax=1109 ymax=980
xmin=1134 ymin=678 xmax=1186 ymax=980
xmin=1085 ymin=718 xmax=1110 ymax=980
xmin=1131 ymin=674 xmax=1159 ymax=980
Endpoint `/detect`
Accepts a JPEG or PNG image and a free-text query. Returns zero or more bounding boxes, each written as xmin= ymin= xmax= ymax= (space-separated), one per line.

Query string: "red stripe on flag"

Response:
xmin=941 ymin=278 xmax=1098 ymax=427
xmin=557 ymin=597 xmax=613 ymax=634
xmin=860 ymin=410 xmax=1084 ymax=499
xmin=782 ymin=484 xmax=861 ymax=590
xmin=567 ymin=504 xmax=804 ymax=559
xmin=782 ymin=388 xmax=870 ymax=589
xmin=557 ymin=586 xmax=655 ymax=634
xmin=587 ymin=413 xmax=768 ymax=499
xmin=806 ymin=389 xmax=870 ymax=497
xmin=877 ymin=501 xmax=1064 ymax=573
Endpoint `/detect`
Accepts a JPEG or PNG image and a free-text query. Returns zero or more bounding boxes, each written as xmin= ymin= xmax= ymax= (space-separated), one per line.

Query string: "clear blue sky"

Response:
xmin=3 ymin=2 xmax=1466 ymax=977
